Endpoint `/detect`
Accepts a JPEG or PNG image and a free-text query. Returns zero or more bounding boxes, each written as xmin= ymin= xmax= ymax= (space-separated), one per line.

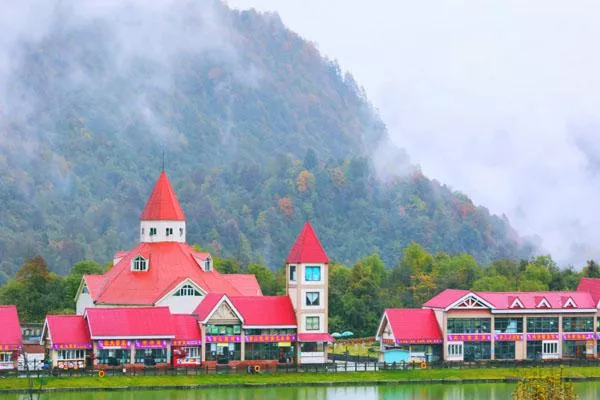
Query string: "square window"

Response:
xmin=306 ymin=316 xmax=319 ymax=331
xmin=305 ymin=266 xmax=321 ymax=281
xmin=306 ymin=292 xmax=320 ymax=306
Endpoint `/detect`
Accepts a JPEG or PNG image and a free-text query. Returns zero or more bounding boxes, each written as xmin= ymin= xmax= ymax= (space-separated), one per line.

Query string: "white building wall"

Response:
xmin=76 ymin=292 xmax=94 ymax=315
xmin=156 ymin=293 xmax=204 ymax=314
xmin=140 ymin=220 xmax=186 ymax=243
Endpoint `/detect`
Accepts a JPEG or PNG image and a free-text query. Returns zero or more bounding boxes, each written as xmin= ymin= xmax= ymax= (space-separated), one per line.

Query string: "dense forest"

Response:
xmin=2 ymin=246 xmax=598 ymax=337
xmin=0 ymin=0 xmax=534 ymax=283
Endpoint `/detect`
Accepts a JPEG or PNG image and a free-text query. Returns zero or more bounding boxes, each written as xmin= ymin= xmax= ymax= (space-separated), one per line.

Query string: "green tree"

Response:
xmin=0 ymin=256 xmax=66 ymax=322
xmin=62 ymin=260 xmax=103 ymax=306
xmin=247 ymin=263 xmax=280 ymax=295
xmin=471 ymin=275 xmax=512 ymax=291
xmin=584 ymin=260 xmax=600 ymax=278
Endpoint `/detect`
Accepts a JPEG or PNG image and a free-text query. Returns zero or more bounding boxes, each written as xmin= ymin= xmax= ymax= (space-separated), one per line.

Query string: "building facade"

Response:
xmin=377 ymin=278 xmax=600 ymax=362
xmin=36 ymin=171 xmax=332 ymax=368
xmin=0 ymin=306 xmax=22 ymax=371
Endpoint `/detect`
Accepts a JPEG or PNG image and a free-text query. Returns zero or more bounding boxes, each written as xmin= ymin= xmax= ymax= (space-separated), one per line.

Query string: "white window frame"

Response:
xmin=306 ymin=316 xmax=320 ymax=331
xmin=289 ymin=265 xmax=297 ymax=282
xmin=58 ymin=349 xmax=85 ymax=360
xmin=175 ymin=284 xmax=201 ymax=297
xmin=447 ymin=342 xmax=464 ymax=361
xmin=132 ymin=255 xmax=148 ymax=272
xmin=304 ymin=265 xmax=322 ymax=282
xmin=542 ymin=340 xmax=559 ymax=359
xmin=0 ymin=353 xmax=11 ymax=363
xmin=306 ymin=291 xmax=320 ymax=307
xmin=183 ymin=347 xmax=200 ymax=358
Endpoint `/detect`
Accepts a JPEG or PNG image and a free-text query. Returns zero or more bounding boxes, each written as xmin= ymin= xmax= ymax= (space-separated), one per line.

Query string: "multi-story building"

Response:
xmin=36 ymin=170 xmax=333 ymax=369
xmin=377 ymin=278 xmax=600 ymax=362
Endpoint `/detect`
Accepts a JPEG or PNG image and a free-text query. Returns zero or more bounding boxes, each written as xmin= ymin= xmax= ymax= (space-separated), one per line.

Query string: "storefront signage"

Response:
xmin=382 ymin=339 xmax=394 ymax=345
xmin=51 ymin=343 xmax=92 ymax=350
xmin=447 ymin=334 xmax=491 ymax=342
xmin=396 ymin=339 xmax=443 ymax=344
xmin=97 ymin=340 xmax=132 ymax=349
xmin=0 ymin=344 xmax=19 ymax=351
xmin=172 ymin=340 xmax=201 ymax=346
xmin=134 ymin=340 xmax=167 ymax=349
xmin=245 ymin=335 xmax=296 ymax=343
xmin=205 ymin=335 xmax=241 ymax=343
xmin=526 ymin=334 xmax=559 ymax=341
xmin=494 ymin=334 xmax=523 ymax=341
xmin=563 ymin=333 xmax=595 ymax=341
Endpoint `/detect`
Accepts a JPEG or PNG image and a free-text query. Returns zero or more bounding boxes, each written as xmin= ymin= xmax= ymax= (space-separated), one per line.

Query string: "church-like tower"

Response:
xmin=139 ymin=171 xmax=186 ymax=243
xmin=286 ymin=221 xmax=330 ymax=364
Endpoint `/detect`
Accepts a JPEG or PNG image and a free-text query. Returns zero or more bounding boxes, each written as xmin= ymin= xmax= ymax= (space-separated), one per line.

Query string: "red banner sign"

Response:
xmin=0 ymin=344 xmax=19 ymax=351
xmin=562 ymin=333 xmax=595 ymax=341
xmin=526 ymin=333 xmax=559 ymax=341
xmin=447 ymin=334 xmax=491 ymax=342
xmin=135 ymin=340 xmax=167 ymax=349
xmin=494 ymin=334 xmax=523 ymax=341
xmin=52 ymin=343 xmax=92 ymax=350
xmin=245 ymin=335 xmax=296 ymax=343
xmin=205 ymin=335 xmax=241 ymax=343
xmin=396 ymin=338 xmax=443 ymax=344
xmin=172 ymin=340 xmax=201 ymax=346
xmin=97 ymin=340 xmax=131 ymax=349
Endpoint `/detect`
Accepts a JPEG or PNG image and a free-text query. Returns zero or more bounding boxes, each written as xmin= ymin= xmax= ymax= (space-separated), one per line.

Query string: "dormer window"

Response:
xmin=166 ymin=227 xmax=173 ymax=236
xmin=204 ymin=258 xmax=212 ymax=272
xmin=149 ymin=228 xmax=157 ymax=236
xmin=82 ymin=284 xmax=89 ymax=294
xmin=132 ymin=255 xmax=148 ymax=272
xmin=174 ymin=284 xmax=201 ymax=296
xmin=179 ymin=228 xmax=184 ymax=236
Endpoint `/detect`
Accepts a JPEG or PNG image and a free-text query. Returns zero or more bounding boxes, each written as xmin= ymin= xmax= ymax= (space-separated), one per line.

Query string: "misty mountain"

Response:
xmin=0 ymin=0 xmax=533 ymax=280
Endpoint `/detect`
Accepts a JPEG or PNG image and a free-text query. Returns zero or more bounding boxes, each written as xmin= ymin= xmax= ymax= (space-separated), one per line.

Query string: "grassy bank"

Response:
xmin=2 ymin=367 xmax=600 ymax=392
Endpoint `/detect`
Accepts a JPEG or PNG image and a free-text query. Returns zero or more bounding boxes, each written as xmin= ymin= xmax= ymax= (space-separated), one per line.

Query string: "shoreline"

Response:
xmin=2 ymin=368 xmax=600 ymax=394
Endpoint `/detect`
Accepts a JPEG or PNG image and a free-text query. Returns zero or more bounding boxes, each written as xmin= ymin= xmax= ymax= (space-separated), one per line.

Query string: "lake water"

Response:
xmin=1 ymin=382 xmax=600 ymax=400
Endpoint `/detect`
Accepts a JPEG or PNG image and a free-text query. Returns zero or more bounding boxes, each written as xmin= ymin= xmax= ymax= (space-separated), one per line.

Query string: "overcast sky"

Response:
xmin=228 ymin=0 xmax=600 ymax=267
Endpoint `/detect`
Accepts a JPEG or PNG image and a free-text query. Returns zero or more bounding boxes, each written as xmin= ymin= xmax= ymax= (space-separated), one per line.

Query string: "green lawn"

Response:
xmin=1 ymin=367 xmax=598 ymax=392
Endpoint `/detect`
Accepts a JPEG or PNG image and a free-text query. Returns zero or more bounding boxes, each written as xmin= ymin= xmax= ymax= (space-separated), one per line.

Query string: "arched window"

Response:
xmin=175 ymin=284 xmax=201 ymax=297
xmin=132 ymin=256 xmax=148 ymax=272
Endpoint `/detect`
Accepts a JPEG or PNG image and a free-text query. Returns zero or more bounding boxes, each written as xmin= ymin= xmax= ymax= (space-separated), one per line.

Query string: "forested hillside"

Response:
xmin=0 ymin=0 xmax=532 ymax=281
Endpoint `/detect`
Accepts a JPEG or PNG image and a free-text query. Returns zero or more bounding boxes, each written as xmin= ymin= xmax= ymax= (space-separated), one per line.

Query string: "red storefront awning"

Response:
xmin=298 ymin=333 xmax=334 ymax=343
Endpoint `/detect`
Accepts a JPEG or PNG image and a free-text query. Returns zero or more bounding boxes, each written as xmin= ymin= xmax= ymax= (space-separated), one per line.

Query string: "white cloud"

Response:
xmin=229 ymin=0 xmax=600 ymax=266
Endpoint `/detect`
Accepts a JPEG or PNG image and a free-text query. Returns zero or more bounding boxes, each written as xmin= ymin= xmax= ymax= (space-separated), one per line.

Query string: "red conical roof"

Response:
xmin=140 ymin=171 xmax=186 ymax=221
xmin=286 ymin=221 xmax=329 ymax=263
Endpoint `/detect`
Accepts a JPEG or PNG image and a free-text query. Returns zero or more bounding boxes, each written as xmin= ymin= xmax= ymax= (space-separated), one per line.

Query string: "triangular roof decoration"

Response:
xmin=447 ymin=293 xmax=493 ymax=310
xmin=286 ymin=221 xmax=329 ymax=264
xmin=509 ymin=296 xmax=524 ymax=309
xmin=535 ymin=296 xmax=551 ymax=308
xmin=140 ymin=171 xmax=186 ymax=221
xmin=562 ymin=296 xmax=577 ymax=308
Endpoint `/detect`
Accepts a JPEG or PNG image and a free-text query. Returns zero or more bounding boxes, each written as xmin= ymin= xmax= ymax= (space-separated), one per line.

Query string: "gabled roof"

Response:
xmin=140 ymin=171 xmax=186 ymax=221
xmin=82 ymin=275 xmax=106 ymax=299
xmin=172 ymin=314 xmax=202 ymax=341
xmin=423 ymin=289 xmax=470 ymax=309
xmin=286 ymin=221 xmax=329 ymax=264
xmin=193 ymin=293 xmax=225 ymax=322
xmin=381 ymin=309 xmax=443 ymax=343
xmin=424 ymin=289 xmax=596 ymax=311
xmin=0 ymin=306 xmax=22 ymax=346
xmin=92 ymin=242 xmax=253 ymax=305
xmin=86 ymin=307 xmax=175 ymax=338
xmin=229 ymin=296 xmax=296 ymax=327
xmin=224 ymin=275 xmax=263 ymax=296
xmin=577 ymin=277 xmax=600 ymax=304
xmin=44 ymin=315 xmax=91 ymax=345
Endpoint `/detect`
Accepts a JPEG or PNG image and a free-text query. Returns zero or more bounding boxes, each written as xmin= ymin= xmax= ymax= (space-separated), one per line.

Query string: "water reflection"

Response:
xmin=3 ymin=382 xmax=600 ymax=400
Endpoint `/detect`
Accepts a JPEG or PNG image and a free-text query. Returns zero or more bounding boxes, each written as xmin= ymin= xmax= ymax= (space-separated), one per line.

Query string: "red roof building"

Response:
xmin=286 ymin=221 xmax=329 ymax=264
xmin=140 ymin=171 xmax=186 ymax=221
xmin=43 ymin=315 xmax=91 ymax=349
xmin=377 ymin=309 xmax=443 ymax=344
xmin=86 ymin=307 xmax=175 ymax=339
xmin=0 ymin=306 xmax=22 ymax=351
